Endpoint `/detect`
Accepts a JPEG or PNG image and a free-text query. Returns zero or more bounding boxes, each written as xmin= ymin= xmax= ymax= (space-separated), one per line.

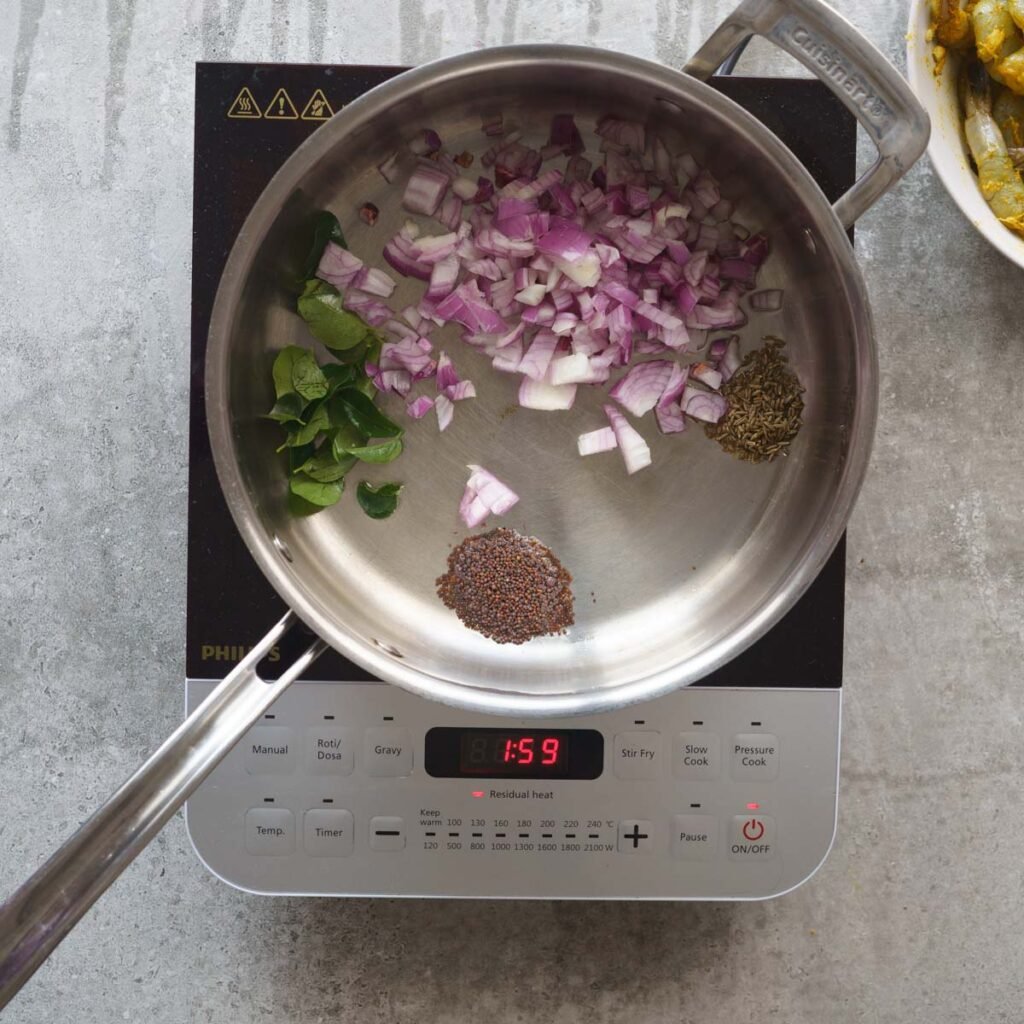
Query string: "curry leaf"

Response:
xmin=266 ymin=391 xmax=306 ymax=424
xmin=342 ymin=438 xmax=404 ymax=464
xmin=289 ymin=473 xmax=344 ymax=507
xmin=291 ymin=350 xmax=328 ymax=401
xmin=272 ymin=346 xmax=311 ymax=398
xmin=331 ymin=388 xmax=404 ymax=438
xmin=301 ymin=210 xmax=348 ymax=280
xmin=287 ymin=401 xmax=330 ymax=446
xmin=296 ymin=449 xmax=357 ymax=482
xmin=356 ymin=481 xmax=402 ymax=520
xmin=297 ymin=279 xmax=373 ymax=351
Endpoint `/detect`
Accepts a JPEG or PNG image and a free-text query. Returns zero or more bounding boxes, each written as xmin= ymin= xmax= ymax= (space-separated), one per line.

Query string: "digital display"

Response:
xmin=460 ymin=731 xmax=569 ymax=775
xmin=425 ymin=728 xmax=603 ymax=779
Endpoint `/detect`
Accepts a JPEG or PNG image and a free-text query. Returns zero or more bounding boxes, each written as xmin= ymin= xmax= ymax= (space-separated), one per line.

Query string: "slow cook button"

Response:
xmin=671 ymin=815 xmax=718 ymax=861
xmin=731 ymin=733 xmax=780 ymax=780
xmin=613 ymin=731 xmax=661 ymax=779
xmin=243 ymin=726 xmax=296 ymax=775
xmin=364 ymin=728 xmax=413 ymax=777
xmin=244 ymin=808 xmax=295 ymax=856
xmin=307 ymin=727 xmax=355 ymax=776
xmin=303 ymin=809 xmax=354 ymax=857
xmin=729 ymin=815 xmax=776 ymax=860
xmin=673 ymin=733 xmax=721 ymax=780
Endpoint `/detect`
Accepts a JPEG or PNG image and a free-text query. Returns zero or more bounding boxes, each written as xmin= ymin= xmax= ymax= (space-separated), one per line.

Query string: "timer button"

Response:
xmin=303 ymin=809 xmax=354 ymax=857
xmin=613 ymin=731 xmax=662 ymax=780
xmin=364 ymin=728 xmax=413 ymax=777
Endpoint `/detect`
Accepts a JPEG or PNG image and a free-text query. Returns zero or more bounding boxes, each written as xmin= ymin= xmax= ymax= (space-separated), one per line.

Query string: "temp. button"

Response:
xmin=613 ymin=731 xmax=661 ymax=779
xmin=364 ymin=728 xmax=413 ymax=777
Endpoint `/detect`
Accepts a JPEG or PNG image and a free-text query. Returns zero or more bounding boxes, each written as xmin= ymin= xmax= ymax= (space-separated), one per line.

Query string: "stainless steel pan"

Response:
xmin=0 ymin=0 xmax=928 ymax=1008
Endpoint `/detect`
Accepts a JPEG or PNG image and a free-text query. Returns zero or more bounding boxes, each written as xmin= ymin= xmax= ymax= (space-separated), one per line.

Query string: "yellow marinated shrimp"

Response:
xmin=930 ymin=0 xmax=975 ymax=48
xmin=973 ymin=0 xmax=1024 ymax=91
xmin=963 ymin=61 xmax=1024 ymax=234
xmin=994 ymin=86 xmax=1024 ymax=143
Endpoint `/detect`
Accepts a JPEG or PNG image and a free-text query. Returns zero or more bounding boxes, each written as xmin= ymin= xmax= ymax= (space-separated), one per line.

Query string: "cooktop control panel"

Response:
xmin=185 ymin=682 xmax=839 ymax=900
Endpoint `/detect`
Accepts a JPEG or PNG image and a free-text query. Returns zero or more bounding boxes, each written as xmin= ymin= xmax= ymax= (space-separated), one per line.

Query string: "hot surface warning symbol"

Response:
xmin=300 ymin=88 xmax=334 ymax=121
xmin=264 ymin=88 xmax=299 ymax=120
xmin=227 ymin=87 xmax=261 ymax=119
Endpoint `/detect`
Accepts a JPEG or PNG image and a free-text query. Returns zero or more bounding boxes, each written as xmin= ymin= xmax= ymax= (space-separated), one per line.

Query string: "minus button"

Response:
xmin=370 ymin=816 xmax=405 ymax=851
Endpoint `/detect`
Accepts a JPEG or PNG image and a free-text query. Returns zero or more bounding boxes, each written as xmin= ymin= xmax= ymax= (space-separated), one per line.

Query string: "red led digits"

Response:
xmin=541 ymin=737 xmax=560 ymax=765
xmin=519 ymin=737 xmax=535 ymax=764
xmin=503 ymin=738 xmax=514 ymax=763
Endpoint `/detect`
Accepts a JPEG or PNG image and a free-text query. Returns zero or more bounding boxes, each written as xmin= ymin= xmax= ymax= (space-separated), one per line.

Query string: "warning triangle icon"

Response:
xmin=226 ymin=87 xmax=261 ymax=119
xmin=301 ymin=88 xmax=335 ymax=121
xmin=264 ymin=88 xmax=299 ymax=120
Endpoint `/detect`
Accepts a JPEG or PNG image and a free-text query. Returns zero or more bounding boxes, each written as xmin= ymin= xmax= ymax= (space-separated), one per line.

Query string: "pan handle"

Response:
xmin=684 ymin=0 xmax=929 ymax=228
xmin=0 ymin=612 xmax=326 ymax=1012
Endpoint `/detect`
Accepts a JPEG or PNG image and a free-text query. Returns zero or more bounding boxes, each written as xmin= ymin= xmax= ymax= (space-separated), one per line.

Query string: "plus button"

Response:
xmin=618 ymin=820 xmax=653 ymax=853
xmin=625 ymin=824 xmax=648 ymax=848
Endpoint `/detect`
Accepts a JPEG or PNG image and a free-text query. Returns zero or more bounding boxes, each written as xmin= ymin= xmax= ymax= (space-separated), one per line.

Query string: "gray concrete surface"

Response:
xmin=2 ymin=1 xmax=1022 ymax=1021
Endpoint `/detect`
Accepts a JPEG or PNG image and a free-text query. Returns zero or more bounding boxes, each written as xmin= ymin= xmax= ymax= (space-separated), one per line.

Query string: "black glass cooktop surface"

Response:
xmin=187 ymin=62 xmax=853 ymax=688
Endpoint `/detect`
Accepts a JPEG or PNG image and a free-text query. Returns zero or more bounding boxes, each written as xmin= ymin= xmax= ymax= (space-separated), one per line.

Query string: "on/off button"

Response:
xmin=729 ymin=815 xmax=775 ymax=860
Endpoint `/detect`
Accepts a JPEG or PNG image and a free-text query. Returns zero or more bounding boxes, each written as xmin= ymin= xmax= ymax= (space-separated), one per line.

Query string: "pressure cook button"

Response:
xmin=244 ymin=808 xmax=295 ymax=856
xmin=731 ymin=733 xmax=779 ymax=780
xmin=303 ymin=809 xmax=354 ymax=857
xmin=673 ymin=733 xmax=721 ymax=780
xmin=613 ymin=731 xmax=662 ymax=779
xmin=307 ymin=727 xmax=355 ymax=776
xmin=671 ymin=815 xmax=719 ymax=861
xmin=729 ymin=815 xmax=776 ymax=860
xmin=617 ymin=820 xmax=654 ymax=853
xmin=370 ymin=816 xmax=406 ymax=851
xmin=243 ymin=726 xmax=296 ymax=775
xmin=364 ymin=728 xmax=413 ymax=777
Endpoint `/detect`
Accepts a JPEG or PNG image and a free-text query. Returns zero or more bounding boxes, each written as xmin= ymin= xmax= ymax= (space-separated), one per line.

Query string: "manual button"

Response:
xmin=243 ymin=726 xmax=296 ymax=775
xmin=613 ymin=731 xmax=661 ymax=779
xmin=364 ymin=727 xmax=413 ymax=777
xmin=729 ymin=814 xmax=775 ymax=860
xmin=731 ymin=733 xmax=779 ymax=780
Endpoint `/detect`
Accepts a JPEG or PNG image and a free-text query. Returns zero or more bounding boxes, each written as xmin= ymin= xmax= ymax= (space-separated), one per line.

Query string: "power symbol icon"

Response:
xmin=742 ymin=819 xmax=765 ymax=841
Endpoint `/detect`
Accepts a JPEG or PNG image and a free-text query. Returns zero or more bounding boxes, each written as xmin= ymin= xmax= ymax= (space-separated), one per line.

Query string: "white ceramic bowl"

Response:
xmin=906 ymin=0 xmax=1024 ymax=269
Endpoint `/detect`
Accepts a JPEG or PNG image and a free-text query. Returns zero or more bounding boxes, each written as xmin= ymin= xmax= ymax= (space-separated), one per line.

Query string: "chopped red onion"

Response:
xmin=577 ymin=426 xmax=618 ymax=456
xmin=317 ymin=242 xmax=364 ymax=289
xmin=690 ymin=361 xmax=723 ymax=390
xmin=407 ymin=395 xmax=435 ymax=419
xmin=519 ymin=375 xmax=577 ymax=410
xmin=682 ymin=386 xmax=728 ymax=424
xmin=655 ymin=363 xmax=689 ymax=434
xmin=604 ymin=405 xmax=651 ymax=474
xmin=444 ymin=380 xmax=477 ymax=402
xmin=435 ymin=394 xmax=454 ymax=432
xmin=609 ymin=359 xmax=675 ymax=417
xmin=377 ymin=152 xmax=399 ymax=183
xmin=749 ymin=288 xmax=784 ymax=312
xmin=402 ymin=162 xmax=450 ymax=216
xmin=459 ymin=464 xmax=520 ymax=528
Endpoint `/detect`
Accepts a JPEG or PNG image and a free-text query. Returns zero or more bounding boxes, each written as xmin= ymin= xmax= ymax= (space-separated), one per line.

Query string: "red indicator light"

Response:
xmin=471 ymin=790 xmax=485 ymax=798
xmin=746 ymin=802 xmax=760 ymax=810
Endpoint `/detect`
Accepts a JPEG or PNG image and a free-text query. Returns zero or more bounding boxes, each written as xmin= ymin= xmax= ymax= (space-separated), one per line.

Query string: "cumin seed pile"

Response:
xmin=705 ymin=337 xmax=804 ymax=462
xmin=436 ymin=528 xmax=574 ymax=645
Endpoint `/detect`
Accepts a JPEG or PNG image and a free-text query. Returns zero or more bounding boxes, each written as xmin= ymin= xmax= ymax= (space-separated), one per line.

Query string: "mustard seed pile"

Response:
xmin=704 ymin=336 xmax=805 ymax=462
xmin=436 ymin=528 xmax=575 ymax=644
